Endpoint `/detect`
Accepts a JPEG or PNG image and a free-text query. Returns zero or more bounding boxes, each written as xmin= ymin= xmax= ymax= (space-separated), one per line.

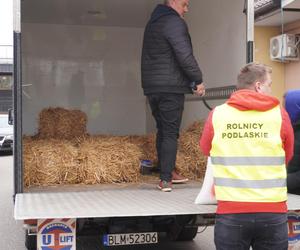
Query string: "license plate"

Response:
xmin=103 ymin=232 xmax=158 ymax=246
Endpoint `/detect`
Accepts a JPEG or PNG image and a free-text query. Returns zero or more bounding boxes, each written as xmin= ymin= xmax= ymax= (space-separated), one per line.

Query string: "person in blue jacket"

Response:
xmin=285 ymin=89 xmax=300 ymax=195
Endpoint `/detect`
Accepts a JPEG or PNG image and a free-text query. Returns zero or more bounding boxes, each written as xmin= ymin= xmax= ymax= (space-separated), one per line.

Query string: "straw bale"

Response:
xmin=78 ymin=137 xmax=143 ymax=184
xmin=143 ymin=134 xmax=157 ymax=161
xmin=123 ymin=121 xmax=206 ymax=180
xmin=23 ymin=120 xmax=207 ymax=187
xmin=38 ymin=107 xmax=87 ymax=140
xmin=177 ymin=121 xmax=207 ymax=180
xmin=23 ymin=137 xmax=79 ymax=187
xmin=126 ymin=134 xmax=157 ymax=162
xmin=124 ymin=121 xmax=207 ymax=180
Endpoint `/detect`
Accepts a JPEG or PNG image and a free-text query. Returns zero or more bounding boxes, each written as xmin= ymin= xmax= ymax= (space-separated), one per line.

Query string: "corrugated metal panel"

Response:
xmin=186 ymin=86 xmax=236 ymax=101
xmin=14 ymin=187 xmax=217 ymax=220
xmin=15 ymin=186 xmax=300 ymax=220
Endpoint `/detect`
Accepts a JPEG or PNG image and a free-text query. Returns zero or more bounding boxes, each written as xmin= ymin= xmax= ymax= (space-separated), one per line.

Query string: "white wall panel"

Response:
xmin=22 ymin=23 xmax=146 ymax=135
xmin=180 ymin=0 xmax=246 ymax=129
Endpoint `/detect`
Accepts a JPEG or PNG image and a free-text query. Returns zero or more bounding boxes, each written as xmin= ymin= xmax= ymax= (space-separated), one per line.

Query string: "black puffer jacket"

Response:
xmin=141 ymin=4 xmax=203 ymax=95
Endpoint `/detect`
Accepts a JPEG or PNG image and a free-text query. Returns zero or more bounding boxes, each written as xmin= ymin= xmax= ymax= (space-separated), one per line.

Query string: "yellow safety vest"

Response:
xmin=211 ymin=104 xmax=287 ymax=202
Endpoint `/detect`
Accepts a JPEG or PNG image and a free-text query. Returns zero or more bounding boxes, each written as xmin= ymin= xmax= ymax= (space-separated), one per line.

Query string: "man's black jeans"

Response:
xmin=215 ymin=213 xmax=288 ymax=250
xmin=147 ymin=93 xmax=184 ymax=182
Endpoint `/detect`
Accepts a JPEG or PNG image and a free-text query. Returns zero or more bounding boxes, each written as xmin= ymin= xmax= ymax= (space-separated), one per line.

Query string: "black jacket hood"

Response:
xmin=150 ymin=4 xmax=179 ymax=23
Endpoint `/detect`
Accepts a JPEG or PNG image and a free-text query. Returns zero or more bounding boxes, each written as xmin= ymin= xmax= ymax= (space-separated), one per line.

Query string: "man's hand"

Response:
xmin=194 ymin=83 xmax=205 ymax=96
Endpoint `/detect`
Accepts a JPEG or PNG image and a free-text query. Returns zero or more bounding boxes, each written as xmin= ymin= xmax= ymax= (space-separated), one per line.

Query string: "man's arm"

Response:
xmin=199 ymin=110 xmax=214 ymax=156
xmin=281 ymin=108 xmax=294 ymax=164
xmin=163 ymin=16 xmax=203 ymax=84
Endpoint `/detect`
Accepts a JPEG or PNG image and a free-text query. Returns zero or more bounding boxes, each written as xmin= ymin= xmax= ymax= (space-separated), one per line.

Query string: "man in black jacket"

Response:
xmin=141 ymin=0 xmax=205 ymax=192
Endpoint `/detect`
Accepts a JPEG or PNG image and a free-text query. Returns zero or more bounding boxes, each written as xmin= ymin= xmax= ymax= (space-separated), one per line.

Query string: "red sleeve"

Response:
xmin=199 ymin=110 xmax=214 ymax=156
xmin=280 ymin=107 xmax=294 ymax=164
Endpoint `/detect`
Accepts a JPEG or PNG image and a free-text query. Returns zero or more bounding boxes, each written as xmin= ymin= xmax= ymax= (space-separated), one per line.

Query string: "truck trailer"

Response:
xmin=12 ymin=0 xmax=300 ymax=249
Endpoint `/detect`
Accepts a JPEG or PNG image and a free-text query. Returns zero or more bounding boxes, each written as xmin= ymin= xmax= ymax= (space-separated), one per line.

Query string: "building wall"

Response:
xmin=0 ymin=89 xmax=12 ymax=113
xmin=0 ymin=63 xmax=13 ymax=113
xmin=284 ymin=20 xmax=300 ymax=90
xmin=254 ymin=26 xmax=285 ymax=101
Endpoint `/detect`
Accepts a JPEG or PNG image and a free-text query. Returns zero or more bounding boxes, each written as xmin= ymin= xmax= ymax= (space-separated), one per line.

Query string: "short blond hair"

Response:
xmin=237 ymin=63 xmax=272 ymax=90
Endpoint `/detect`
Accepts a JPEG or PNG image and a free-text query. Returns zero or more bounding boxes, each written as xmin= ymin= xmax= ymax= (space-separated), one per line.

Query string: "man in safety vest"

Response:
xmin=200 ymin=63 xmax=294 ymax=250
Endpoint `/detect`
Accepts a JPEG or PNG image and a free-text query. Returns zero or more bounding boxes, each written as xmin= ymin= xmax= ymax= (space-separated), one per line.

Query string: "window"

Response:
xmin=0 ymin=75 xmax=12 ymax=89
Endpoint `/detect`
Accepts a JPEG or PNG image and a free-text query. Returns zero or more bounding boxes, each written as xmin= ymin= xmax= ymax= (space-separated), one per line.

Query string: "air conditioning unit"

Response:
xmin=270 ymin=34 xmax=299 ymax=62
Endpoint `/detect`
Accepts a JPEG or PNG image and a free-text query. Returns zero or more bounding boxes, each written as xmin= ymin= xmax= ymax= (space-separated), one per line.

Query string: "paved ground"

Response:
xmin=0 ymin=154 xmax=24 ymax=250
xmin=0 ymin=155 xmax=215 ymax=250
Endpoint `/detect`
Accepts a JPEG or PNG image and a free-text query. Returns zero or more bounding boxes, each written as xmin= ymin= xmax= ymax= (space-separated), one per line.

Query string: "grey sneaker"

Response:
xmin=157 ymin=180 xmax=172 ymax=192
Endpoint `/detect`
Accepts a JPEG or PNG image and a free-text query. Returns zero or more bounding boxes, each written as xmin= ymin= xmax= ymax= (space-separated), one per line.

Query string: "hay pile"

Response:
xmin=23 ymin=135 xmax=146 ymax=187
xmin=120 ymin=122 xmax=207 ymax=180
xmin=79 ymin=136 xmax=143 ymax=184
xmin=38 ymin=107 xmax=87 ymax=140
xmin=23 ymin=107 xmax=207 ymax=187
xmin=177 ymin=121 xmax=207 ymax=180
xmin=23 ymin=136 xmax=79 ymax=187
xmin=124 ymin=125 xmax=207 ymax=181
xmin=125 ymin=134 xmax=157 ymax=163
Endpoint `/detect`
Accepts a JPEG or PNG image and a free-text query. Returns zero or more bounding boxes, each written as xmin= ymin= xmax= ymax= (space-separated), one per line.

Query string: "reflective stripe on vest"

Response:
xmin=214 ymin=177 xmax=286 ymax=188
xmin=211 ymin=156 xmax=285 ymax=166
xmin=211 ymin=104 xmax=287 ymax=202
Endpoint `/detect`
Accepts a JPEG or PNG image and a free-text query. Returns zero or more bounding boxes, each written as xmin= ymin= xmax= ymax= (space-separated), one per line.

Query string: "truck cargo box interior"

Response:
xmin=21 ymin=0 xmax=246 ymax=136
